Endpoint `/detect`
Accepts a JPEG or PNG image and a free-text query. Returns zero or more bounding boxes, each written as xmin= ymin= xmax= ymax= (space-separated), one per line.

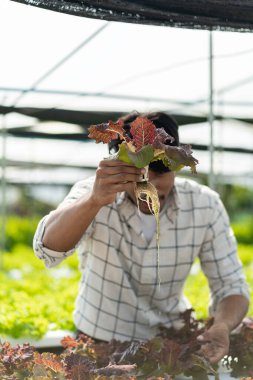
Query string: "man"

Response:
xmin=33 ymin=111 xmax=249 ymax=364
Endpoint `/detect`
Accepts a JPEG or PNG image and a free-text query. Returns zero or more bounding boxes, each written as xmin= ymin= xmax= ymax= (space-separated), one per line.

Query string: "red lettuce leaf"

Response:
xmin=130 ymin=116 xmax=156 ymax=151
xmin=153 ymin=127 xmax=175 ymax=149
xmin=88 ymin=119 xmax=124 ymax=144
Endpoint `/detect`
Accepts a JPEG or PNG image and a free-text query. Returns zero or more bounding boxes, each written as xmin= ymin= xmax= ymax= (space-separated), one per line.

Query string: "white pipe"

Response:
xmin=208 ymin=31 xmax=215 ymax=189
xmin=0 ymin=99 xmax=7 ymax=268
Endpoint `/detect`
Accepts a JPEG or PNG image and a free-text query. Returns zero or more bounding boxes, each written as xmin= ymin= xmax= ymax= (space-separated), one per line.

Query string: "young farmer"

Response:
xmin=33 ymin=111 xmax=249 ymax=363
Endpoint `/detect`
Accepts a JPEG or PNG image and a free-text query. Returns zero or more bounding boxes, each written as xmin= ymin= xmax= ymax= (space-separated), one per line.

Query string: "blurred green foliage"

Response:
xmin=3 ymin=216 xmax=40 ymax=251
xmin=0 ymin=245 xmax=80 ymax=339
xmin=218 ymin=183 xmax=253 ymax=220
xmin=232 ymin=216 xmax=253 ymax=245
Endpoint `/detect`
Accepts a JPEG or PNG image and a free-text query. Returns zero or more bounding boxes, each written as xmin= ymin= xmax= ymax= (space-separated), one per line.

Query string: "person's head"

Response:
xmin=110 ymin=111 xmax=179 ymax=213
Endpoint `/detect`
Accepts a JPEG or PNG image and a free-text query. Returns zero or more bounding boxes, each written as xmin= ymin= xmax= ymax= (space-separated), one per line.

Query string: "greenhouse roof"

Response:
xmin=0 ymin=0 xmax=253 ymax=186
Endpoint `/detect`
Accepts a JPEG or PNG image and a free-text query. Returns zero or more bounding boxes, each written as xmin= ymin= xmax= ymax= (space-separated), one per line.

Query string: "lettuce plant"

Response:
xmin=2 ymin=312 xmax=253 ymax=379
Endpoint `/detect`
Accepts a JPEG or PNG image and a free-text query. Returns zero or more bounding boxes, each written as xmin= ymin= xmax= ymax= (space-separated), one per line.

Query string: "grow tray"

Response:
xmin=0 ymin=329 xmax=75 ymax=348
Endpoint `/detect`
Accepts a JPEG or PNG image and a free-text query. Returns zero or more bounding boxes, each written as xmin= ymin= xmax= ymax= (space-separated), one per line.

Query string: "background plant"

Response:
xmin=1 ymin=314 xmax=253 ymax=380
xmin=0 ymin=245 xmax=80 ymax=339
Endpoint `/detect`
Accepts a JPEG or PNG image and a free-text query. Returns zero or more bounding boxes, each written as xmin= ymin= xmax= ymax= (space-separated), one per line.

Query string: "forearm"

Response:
xmin=42 ymin=193 xmax=101 ymax=252
xmin=42 ymin=159 xmax=143 ymax=252
xmin=212 ymin=294 xmax=249 ymax=331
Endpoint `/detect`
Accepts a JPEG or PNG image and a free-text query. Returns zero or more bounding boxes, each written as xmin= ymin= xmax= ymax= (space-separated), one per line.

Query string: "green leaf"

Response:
xmin=164 ymin=145 xmax=198 ymax=173
xmin=33 ymin=364 xmax=49 ymax=378
xmin=151 ymin=151 xmax=183 ymax=171
xmin=117 ymin=142 xmax=133 ymax=164
xmin=152 ymin=146 xmax=198 ymax=173
xmin=127 ymin=144 xmax=154 ymax=168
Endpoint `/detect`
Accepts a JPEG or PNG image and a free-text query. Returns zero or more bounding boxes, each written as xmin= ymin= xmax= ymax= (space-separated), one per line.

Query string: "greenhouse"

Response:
xmin=0 ymin=1 xmax=253 ymax=379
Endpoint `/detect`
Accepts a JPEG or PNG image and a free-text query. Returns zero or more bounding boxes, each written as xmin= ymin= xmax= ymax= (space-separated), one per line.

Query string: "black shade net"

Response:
xmin=11 ymin=0 xmax=253 ymax=32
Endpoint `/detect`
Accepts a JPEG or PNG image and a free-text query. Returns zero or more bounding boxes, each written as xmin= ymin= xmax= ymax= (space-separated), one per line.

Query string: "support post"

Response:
xmin=208 ymin=31 xmax=215 ymax=189
xmin=0 ymin=103 xmax=7 ymax=269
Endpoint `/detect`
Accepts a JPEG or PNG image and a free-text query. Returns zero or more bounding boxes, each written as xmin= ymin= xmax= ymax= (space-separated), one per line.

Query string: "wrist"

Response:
xmin=79 ymin=192 xmax=103 ymax=211
xmin=212 ymin=320 xmax=231 ymax=333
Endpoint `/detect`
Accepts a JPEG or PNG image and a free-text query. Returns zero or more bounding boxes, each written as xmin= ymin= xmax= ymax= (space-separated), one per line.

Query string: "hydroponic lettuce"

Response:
xmin=2 ymin=313 xmax=253 ymax=379
xmin=88 ymin=116 xmax=198 ymax=172
xmin=0 ymin=246 xmax=79 ymax=340
xmin=88 ymin=117 xmax=198 ymax=223
xmin=88 ymin=116 xmax=198 ymax=283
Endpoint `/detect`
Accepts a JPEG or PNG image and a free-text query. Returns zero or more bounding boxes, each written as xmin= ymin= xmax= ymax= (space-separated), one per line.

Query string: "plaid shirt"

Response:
xmin=33 ymin=177 xmax=249 ymax=342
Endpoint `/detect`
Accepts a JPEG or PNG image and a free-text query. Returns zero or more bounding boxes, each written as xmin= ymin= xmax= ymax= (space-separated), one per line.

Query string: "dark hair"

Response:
xmin=108 ymin=111 xmax=179 ymax=173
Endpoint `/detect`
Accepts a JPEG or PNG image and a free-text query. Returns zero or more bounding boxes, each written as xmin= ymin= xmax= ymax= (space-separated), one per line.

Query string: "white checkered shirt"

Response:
xmin=33 ymin=177 xmax=249 ymax=341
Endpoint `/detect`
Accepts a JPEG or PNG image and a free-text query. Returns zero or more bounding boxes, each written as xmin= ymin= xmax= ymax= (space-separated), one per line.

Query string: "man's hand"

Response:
xmin=197 ymin=322 xmax=229 ymax=363
xmin=196 ymin=295 xmax=249 ymax=364
xmin=91 ymin=159 xmax=144 ymax=207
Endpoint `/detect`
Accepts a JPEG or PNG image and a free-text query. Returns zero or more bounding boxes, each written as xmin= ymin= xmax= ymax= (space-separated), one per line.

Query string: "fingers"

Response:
xmin=197 ymin=333 xmax=209 ymax=344
xmin=199 ymin=342 xmax=227 ymax=363
xmin=197 ymin=332 xmax=229 ymax=363
xmin=97 ymin=159 xmax=144 ymax=184
xmin=99 ymin=160 xmax=144 ymax=172
xmin=91 ymin=159 xmax=143 ymax=207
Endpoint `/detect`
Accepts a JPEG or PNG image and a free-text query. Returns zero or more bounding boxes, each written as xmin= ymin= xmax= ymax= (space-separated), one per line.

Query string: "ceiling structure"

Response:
xmin=1 ymin=106 xmax=253 ymax=157
xmin=1 ymin=0 xmax=253 ymax=188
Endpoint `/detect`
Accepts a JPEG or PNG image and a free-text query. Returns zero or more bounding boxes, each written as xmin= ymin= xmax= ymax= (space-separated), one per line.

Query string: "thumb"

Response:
xmin=197 ymin=332 xmax=210 ymax=343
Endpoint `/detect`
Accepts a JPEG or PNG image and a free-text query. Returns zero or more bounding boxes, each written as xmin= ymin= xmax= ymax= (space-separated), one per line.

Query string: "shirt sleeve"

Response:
xmin=33 ymin=178 xmax=96 ymax=268
xmin=199 ymin=193 xmax=250 ymax=314
xmin=33 ymin=214 xmax=76 ymax=268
